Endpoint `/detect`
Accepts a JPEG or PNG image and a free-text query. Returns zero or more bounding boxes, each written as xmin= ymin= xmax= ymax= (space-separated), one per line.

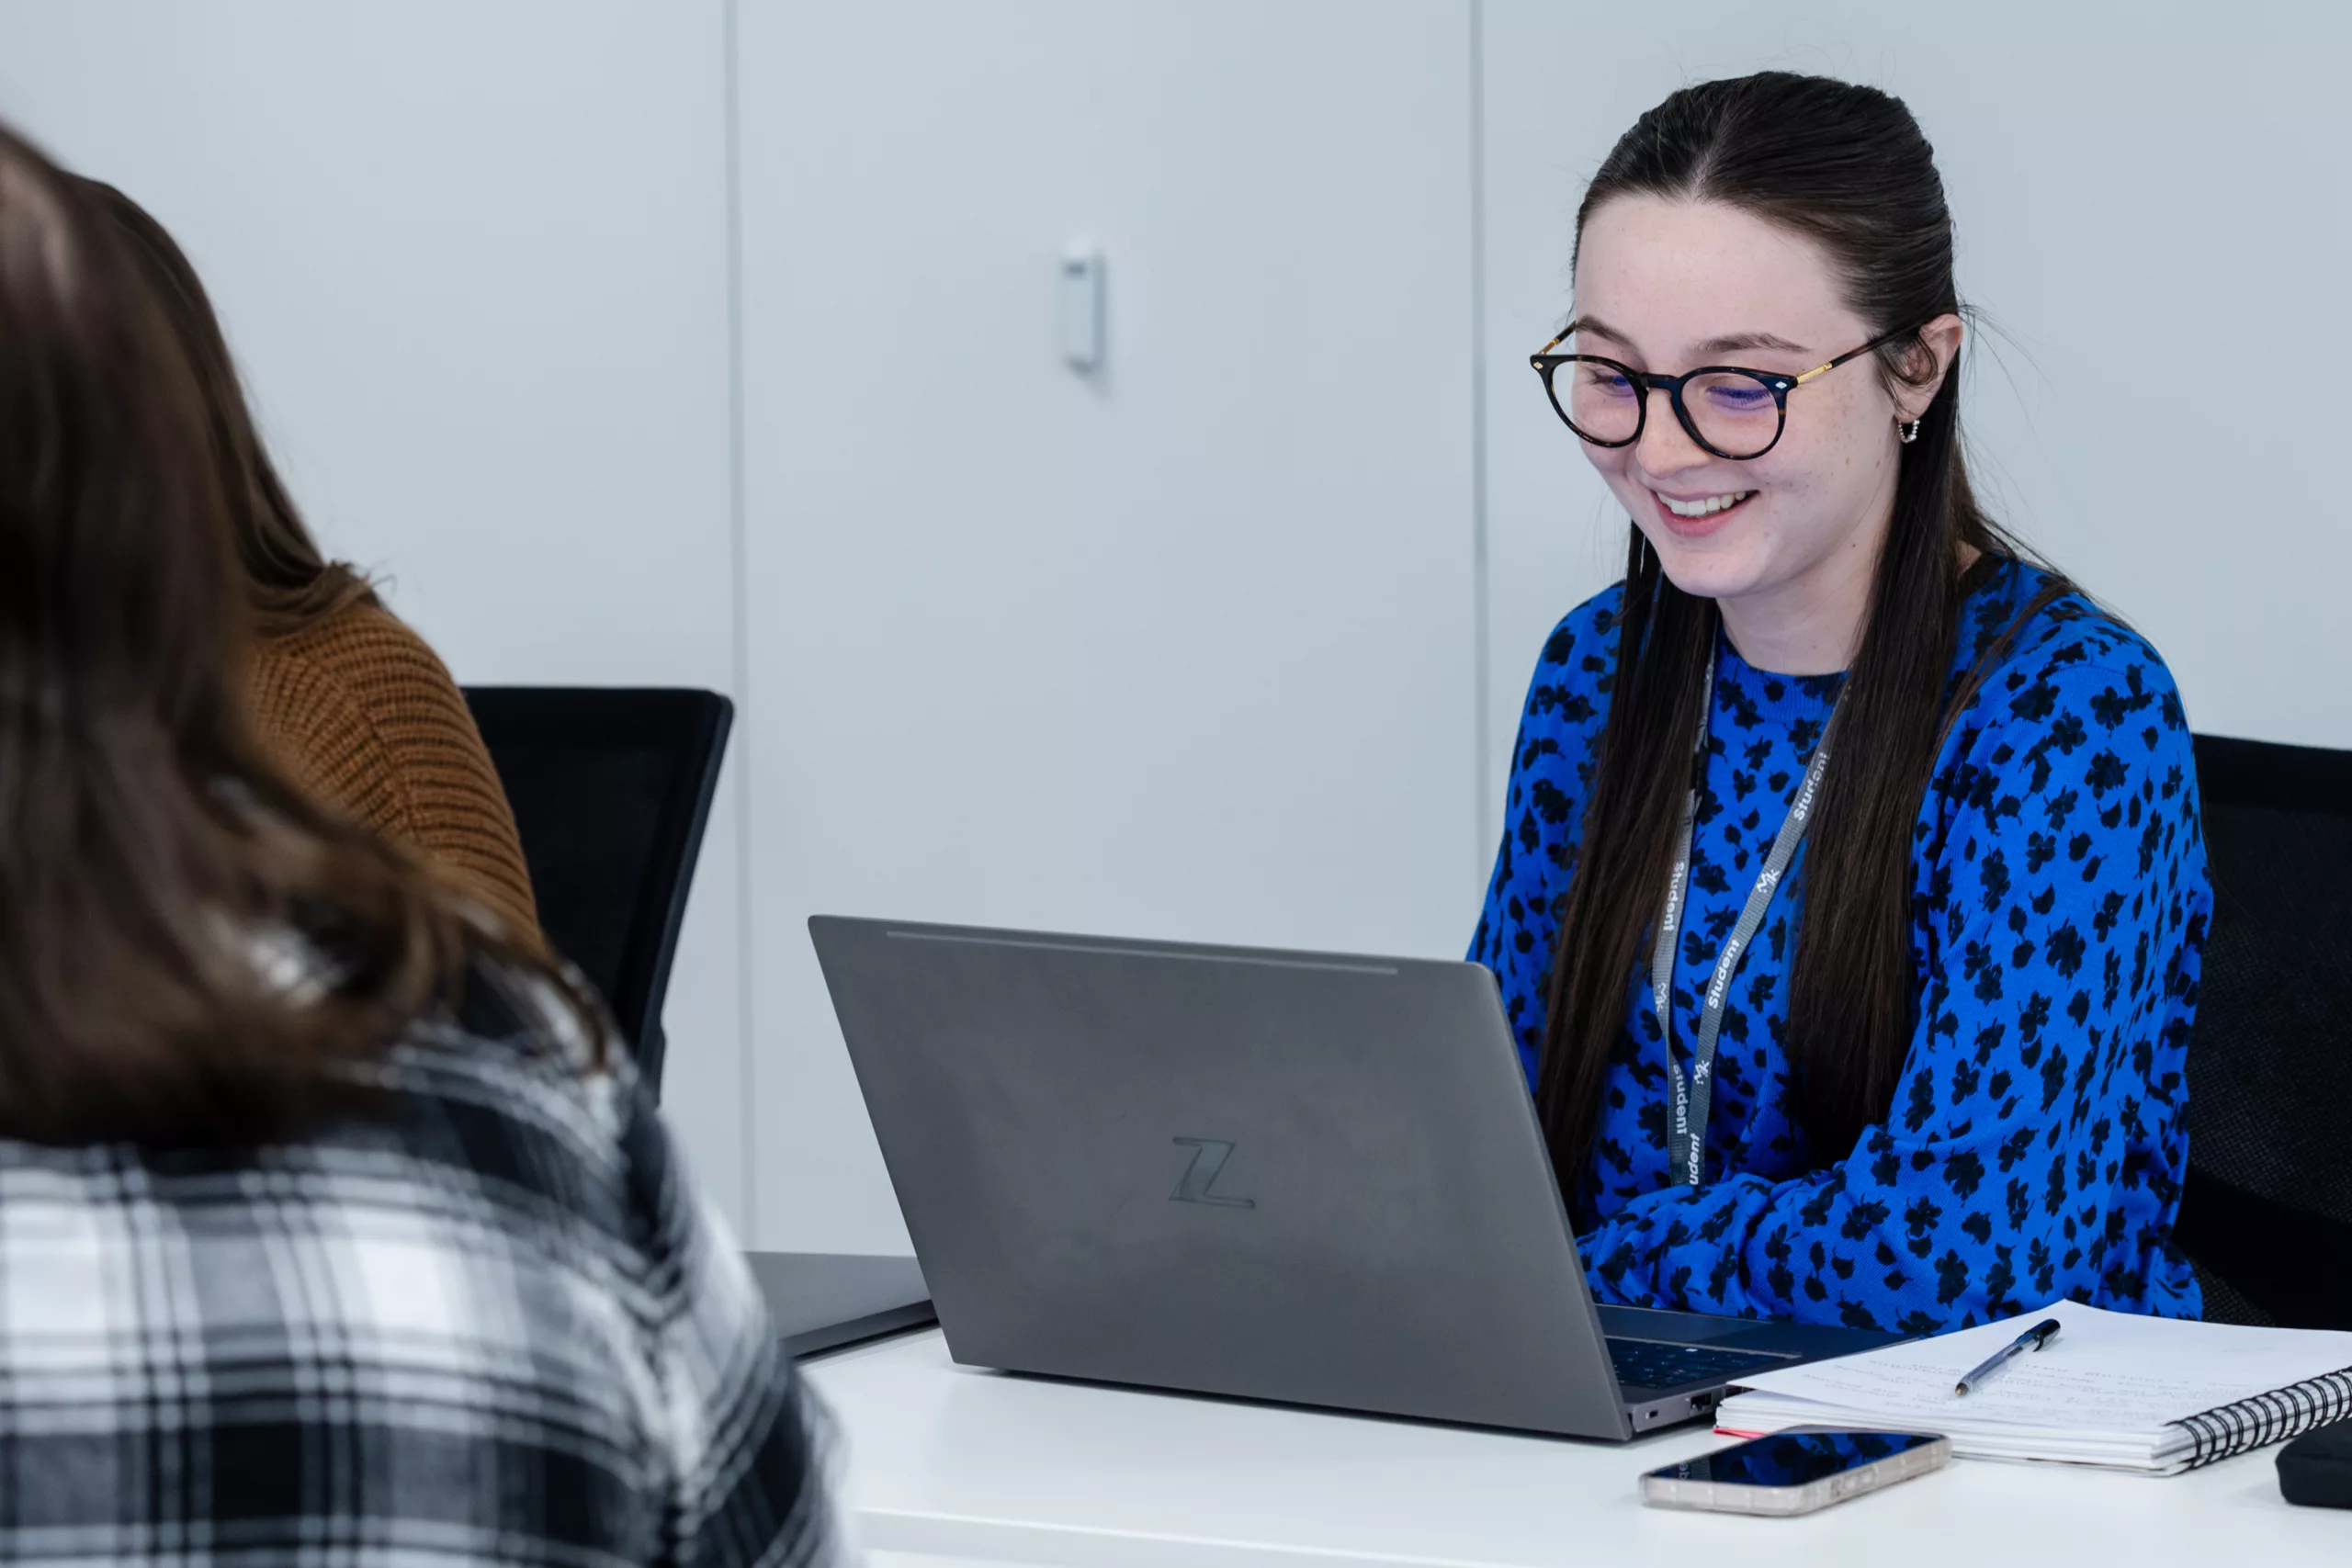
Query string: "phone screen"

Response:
xmin=1652 ymin=1430 xmax=1942 ymax=1488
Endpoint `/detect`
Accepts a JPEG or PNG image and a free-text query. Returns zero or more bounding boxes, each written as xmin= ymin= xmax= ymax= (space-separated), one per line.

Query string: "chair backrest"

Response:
xmin=462 ymin=687 xmax=732 ymax=1098
xmin=2173 ymin=732 xmax=2352 ymax=1328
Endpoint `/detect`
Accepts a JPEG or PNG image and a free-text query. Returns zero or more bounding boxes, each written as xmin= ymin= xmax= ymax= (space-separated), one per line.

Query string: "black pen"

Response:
xmin=1953 ymin=1317 xmax=2063 ymax=1395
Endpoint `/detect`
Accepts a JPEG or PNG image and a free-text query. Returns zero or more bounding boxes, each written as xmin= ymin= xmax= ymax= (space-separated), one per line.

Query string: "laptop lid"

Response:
xmin=808 ymin=916 xmax=1634 ymax=1438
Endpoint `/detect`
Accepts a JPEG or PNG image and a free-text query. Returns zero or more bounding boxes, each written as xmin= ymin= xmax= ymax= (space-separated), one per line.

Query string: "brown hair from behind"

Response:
xmin=74 ymin=175 xmax=376 ymax=640
xmin=0 ymin=123 xmax=596 ymax=1147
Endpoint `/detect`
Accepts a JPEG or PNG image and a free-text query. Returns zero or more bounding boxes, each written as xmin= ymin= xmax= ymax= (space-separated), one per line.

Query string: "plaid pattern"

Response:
xmin=0 ymin=962 xmax=846 ymax=1567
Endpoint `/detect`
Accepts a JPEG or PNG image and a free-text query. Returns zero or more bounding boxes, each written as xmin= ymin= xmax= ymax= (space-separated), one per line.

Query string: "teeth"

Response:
xmin=1659 ymin=491 xmax=1752 ymax=518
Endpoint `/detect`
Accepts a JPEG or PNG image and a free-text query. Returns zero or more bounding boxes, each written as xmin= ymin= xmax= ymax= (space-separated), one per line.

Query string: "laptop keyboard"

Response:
xmin=1606 ymin=1337 xmax=1784 ymax=1392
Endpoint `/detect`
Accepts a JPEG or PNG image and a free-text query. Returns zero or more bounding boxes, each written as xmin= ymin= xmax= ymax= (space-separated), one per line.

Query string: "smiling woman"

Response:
xmin=1470 ymin=73 xmax=2210 ymax=1335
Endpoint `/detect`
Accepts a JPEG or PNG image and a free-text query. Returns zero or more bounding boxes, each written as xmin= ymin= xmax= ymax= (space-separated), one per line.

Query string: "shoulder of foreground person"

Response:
xmin=247 ymin=600 xmax=542 ymax=940
xmin=0 ymin=956 xmax=847 ymax=1566
xmin=379 ymin=960 xmax=855 ymax=1564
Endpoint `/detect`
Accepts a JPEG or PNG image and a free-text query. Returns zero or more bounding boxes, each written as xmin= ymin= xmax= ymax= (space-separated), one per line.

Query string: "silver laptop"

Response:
xmin=808 ymin=916 xmax=1898 ymax=1438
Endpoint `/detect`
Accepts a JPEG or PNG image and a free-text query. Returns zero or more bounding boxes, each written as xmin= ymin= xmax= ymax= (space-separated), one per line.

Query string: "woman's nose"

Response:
xmin=1634 ymin=388 xmax=1713 ymax=473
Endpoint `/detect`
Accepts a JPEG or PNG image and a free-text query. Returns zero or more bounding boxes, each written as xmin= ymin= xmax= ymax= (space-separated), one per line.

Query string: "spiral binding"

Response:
xmin=2175 ymin=1366 xmax=2352 ymax=1469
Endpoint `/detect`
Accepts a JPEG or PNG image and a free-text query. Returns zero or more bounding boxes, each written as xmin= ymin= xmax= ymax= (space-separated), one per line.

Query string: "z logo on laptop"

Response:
xmin=1170 ymin=1137 xmax=1256 ymax=1209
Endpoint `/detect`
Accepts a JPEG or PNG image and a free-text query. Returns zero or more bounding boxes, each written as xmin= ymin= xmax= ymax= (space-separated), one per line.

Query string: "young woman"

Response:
xmin=0 ymin=127 xmax=837 ymax=1562
xmin=1471 ymin=73 xmax=2208 ymax=1334
xmin=79 ymin=179 xmax=541 ymax=942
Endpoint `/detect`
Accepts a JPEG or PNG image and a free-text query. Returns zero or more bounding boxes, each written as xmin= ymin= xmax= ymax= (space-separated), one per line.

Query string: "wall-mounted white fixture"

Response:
xmin=1060 ymin=241 xmax=1104 ymax=374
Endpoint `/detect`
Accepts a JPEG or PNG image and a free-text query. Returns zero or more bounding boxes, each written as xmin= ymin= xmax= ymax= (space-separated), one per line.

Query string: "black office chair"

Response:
xmin=2171 ymin=733 xmax=2352 ymax=1328
xmin=462 ymin=687 xmax=732 ymax=1099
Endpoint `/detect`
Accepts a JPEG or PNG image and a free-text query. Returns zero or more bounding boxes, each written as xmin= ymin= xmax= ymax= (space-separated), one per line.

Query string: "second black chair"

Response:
xmin=463 ymin=686 xmax=732 ymax=1098
xmin=2173 ymin=731 xmax=2352 ymax=1329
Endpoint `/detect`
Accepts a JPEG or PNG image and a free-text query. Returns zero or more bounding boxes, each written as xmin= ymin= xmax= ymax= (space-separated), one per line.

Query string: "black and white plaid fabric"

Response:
xmin=0 ymin=961 xmax=848 ymax=1566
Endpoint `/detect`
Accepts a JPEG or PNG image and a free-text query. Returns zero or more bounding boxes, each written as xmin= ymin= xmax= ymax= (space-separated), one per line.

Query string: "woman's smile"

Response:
xmin=1645 ymin=485 xmax=1758 ymax=537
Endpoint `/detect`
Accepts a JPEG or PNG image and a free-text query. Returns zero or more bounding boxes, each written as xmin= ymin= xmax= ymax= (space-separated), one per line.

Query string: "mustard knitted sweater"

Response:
xmin=247 ymin=602 xmax=540 ymax=941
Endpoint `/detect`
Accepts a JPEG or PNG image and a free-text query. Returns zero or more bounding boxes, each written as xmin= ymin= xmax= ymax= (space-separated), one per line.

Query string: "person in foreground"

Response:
xmin=0 ymin=127 xmax=842 ymax=1563
xmin=1471 ymin=73 xmax=2209 ymax=1334
xmin=78 ymin=177 xmax=541 ymax=942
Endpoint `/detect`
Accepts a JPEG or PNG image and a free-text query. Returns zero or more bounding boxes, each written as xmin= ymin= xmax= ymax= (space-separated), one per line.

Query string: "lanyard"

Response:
xmin=1650 ymin=648 xmax=1846 ymax=1188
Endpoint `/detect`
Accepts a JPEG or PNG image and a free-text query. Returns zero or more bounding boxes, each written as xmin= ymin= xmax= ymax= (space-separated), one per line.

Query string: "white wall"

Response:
xmin=3 ymin=0 xmax=2346 ymax=1258
xmin=734 ymin=0 xmax=1482 ymax=1253
xmin=0 ymin=0 xmax=753 ymax=1228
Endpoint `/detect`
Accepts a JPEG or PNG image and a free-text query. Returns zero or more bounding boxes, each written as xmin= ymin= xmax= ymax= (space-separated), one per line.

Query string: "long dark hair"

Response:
xmin=1534 ymin=73 xmax=2061 ymax=1197
xmin=74 ymin=177 xmax=376 ymax=640
xmin=0 ymin=123 xmax=592 ymax=1146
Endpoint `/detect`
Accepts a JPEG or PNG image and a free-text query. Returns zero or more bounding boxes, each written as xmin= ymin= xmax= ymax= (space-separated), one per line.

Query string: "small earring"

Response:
xmin=1898 ymin=419 xmax=1922 ymax=445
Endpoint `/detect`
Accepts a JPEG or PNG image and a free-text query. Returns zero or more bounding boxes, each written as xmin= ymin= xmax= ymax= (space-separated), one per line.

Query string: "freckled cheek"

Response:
xmin=1805 ymin=382 xmax=1891 ymax=479
xmin=1743 ymin=425 xmax=1899 ymax=561
xmin=1747 ymin=390 xmax=1871 ymax=502
xmin=1739 ymin=451 xmax=1808 ymax=506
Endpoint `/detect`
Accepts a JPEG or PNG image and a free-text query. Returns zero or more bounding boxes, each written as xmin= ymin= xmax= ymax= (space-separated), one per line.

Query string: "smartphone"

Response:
xmin=1639 ymin=1428 xmax=1951 ymax=1517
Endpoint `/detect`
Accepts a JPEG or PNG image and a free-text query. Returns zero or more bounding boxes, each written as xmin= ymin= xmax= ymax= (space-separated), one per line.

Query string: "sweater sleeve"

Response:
xmin=248 ymin=606 xmax=543 ymax=942
xmin=1470 ymin=592 xmax=1621 ymax=1088
xmin=248 ymin=637 xmax=413 ymax=843
xmin=1577 ymin=644 xmax=2209 ymax=1333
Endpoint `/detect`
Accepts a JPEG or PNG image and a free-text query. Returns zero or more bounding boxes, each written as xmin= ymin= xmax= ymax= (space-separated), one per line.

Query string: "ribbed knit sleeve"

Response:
xmin=247 ymin=604 xmax=541 ymax=942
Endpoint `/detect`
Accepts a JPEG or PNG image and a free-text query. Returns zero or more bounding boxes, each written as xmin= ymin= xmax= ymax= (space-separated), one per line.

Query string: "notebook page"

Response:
xmin=1727 ymin=1299 xmax=2352 ymax=1437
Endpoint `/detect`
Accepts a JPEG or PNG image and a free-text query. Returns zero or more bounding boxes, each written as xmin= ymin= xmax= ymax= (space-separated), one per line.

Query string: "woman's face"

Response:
xmin=1567 ymin=195 xmax=1951 ymax=636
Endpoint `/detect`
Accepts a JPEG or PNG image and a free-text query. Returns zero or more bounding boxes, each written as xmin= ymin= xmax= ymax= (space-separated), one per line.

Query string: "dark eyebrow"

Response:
xmin=1570 ymin=317 xmax=1815 ymax=361
xmin=1569 ymin=315 xmax=1634 ymax=348
xmin=1695 ymin=330 xmax=1814 ymax=358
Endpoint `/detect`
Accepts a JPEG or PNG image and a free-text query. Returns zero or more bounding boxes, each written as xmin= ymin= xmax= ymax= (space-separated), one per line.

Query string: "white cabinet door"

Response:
xmin=737 ymin=0 xmax=1481 ymax=1253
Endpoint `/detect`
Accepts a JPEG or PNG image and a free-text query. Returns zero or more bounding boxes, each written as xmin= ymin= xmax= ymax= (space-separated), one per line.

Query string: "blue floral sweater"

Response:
xmin=1470 ymin=561 xmax=2209 ymax=1333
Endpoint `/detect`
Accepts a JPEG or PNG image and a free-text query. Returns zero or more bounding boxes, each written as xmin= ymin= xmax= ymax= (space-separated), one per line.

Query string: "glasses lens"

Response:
xmin=1560 ymin=358 xmax=1643 ymax=445
xmin=1684 ymin=371 xmax=1784 ymax=458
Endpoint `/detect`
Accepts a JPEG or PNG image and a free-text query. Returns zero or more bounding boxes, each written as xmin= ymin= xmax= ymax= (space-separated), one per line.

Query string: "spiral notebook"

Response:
xmin=1716 ymin=1299 xmax=2352 ymax=1473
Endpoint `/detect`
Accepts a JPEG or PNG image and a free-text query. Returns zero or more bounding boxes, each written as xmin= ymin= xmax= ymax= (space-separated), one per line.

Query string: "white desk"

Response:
xmin=808 ymin=1329 xmax=2346 ymax=1568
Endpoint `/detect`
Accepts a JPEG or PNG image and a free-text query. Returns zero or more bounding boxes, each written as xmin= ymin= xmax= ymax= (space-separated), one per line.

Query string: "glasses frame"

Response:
xmin=1529 ymin=323 xmax=1913 ymax=461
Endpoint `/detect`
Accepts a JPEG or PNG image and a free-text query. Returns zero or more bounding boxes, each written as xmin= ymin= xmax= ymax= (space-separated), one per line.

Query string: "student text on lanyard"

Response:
xmin=1651 ymin=645 xmax=1848 ymax=1188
